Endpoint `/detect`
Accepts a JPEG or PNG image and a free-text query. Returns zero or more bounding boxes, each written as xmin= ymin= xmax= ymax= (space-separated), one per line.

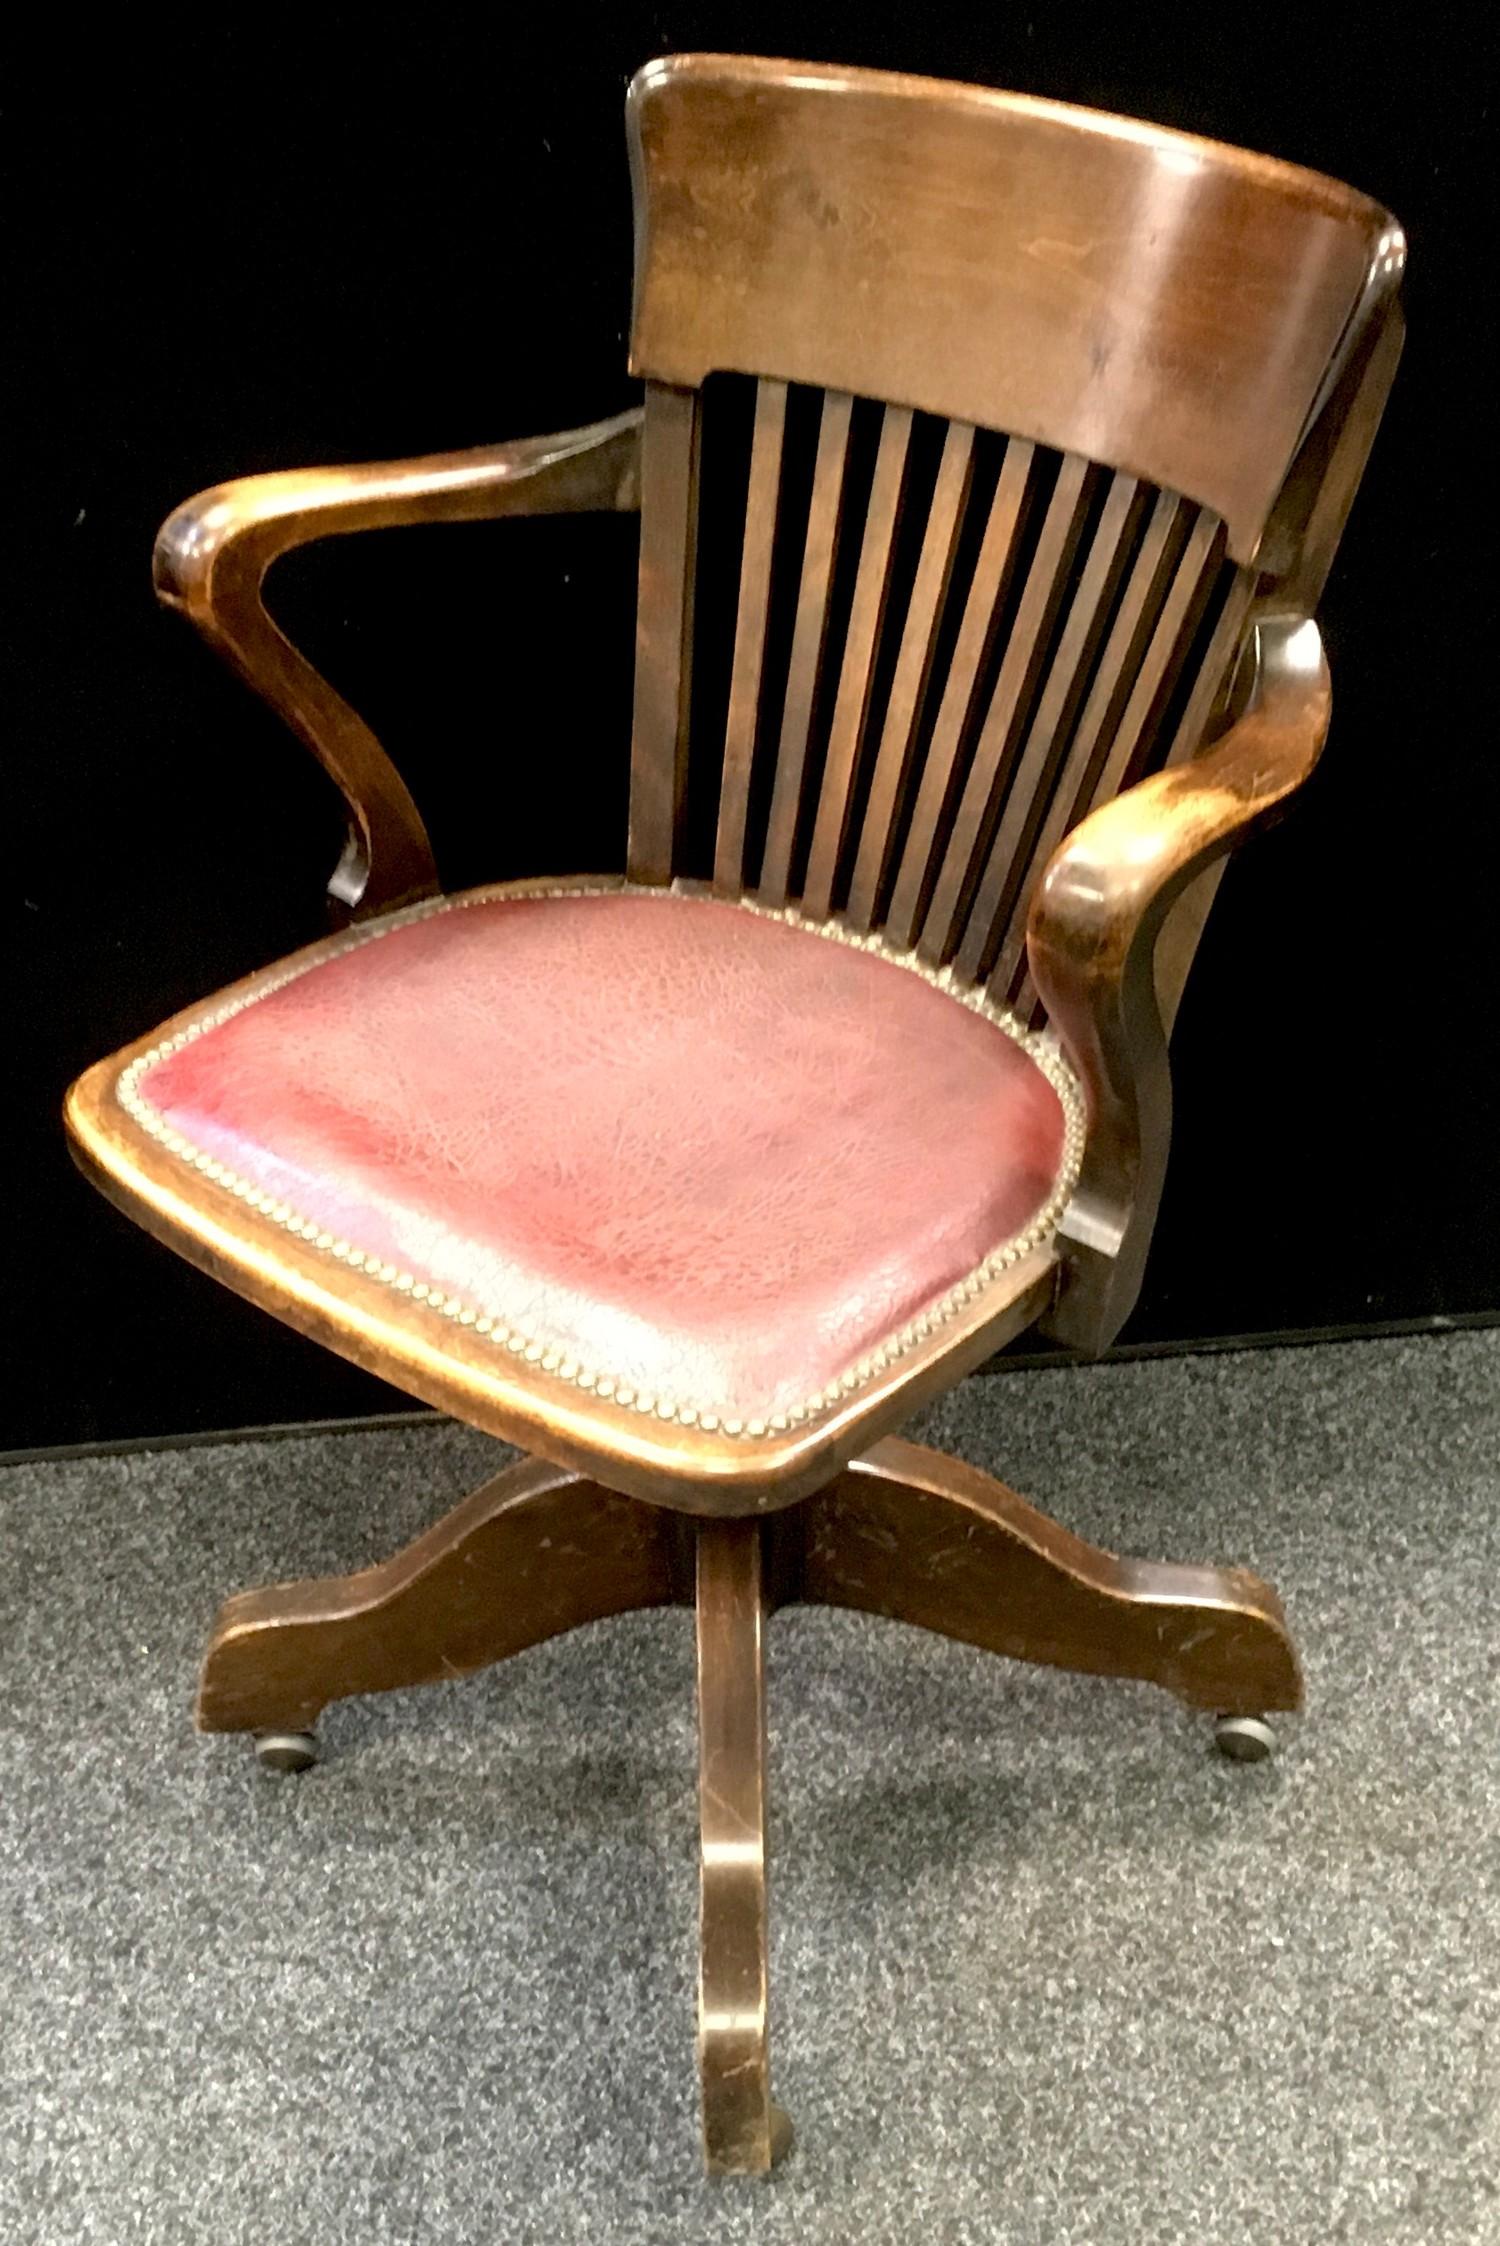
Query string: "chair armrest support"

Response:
xmin=1026 ymin=612 xmax=1331 ymax=1352
xmin=153 ymin=410 xmax=644 ymax=916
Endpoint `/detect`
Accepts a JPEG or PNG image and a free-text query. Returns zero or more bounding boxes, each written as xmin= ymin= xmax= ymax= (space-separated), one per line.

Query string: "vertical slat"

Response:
xmin=800 ymin=406 xmax=914 ymax=919
xmin=757 ymin=390 xmax=856 ymax=904
xmin=714 ymin=381 xmax=789 ymax=892
xmin=883 ymin=436 xmax=1035 ymax=949
xmin=952 ymin=471 xmax=1141 ymax=984
xmin=1006 ymin=510 xmax=1228 ymax=1014
xmin=1064 ymin=509 xmax=1226 ymax=822
xmin=916 ymin=452 xmax=1094 ymax=963
xmin=844 ymin=419 xmax=975 ymax=931
xmin=1131 ymin=570 xmax=1257 ymax=1039
xmin=981 ymin=487 xmax=1186 ymax=999
xmin=1160 ymin=569 xmax=1256 ymax=768
xmin=627 ymin=383 xmax=701 ymax=884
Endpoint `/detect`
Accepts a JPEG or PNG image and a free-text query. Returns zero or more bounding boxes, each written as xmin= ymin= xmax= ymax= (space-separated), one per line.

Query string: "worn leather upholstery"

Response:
xmin=134 ymin=888 xmax=1071 ymax=1427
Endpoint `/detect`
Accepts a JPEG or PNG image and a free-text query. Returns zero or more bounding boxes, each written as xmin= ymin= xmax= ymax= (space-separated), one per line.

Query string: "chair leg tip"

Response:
xmin=704 ymin=2104 xmax=794 ymax=2178
xmin=1213 ymin=1713 xmax=1278 ymax=1763
xmin=254 ymin=1730 xmax=320 ymax=1774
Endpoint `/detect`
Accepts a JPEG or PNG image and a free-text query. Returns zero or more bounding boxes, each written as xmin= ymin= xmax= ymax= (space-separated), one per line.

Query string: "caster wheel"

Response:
xmin=1214 ymin=1714 xmax=1277 ymax=1763
xmin=255 ymin=1730 xmax=319 ymax=1774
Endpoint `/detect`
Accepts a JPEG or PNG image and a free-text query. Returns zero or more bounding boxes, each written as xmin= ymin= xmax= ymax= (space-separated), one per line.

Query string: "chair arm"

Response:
xmin=1026 ymin=612 xmax=1331 ymax=1352
xmin=153 ymin=409 xmax=644 ymax=916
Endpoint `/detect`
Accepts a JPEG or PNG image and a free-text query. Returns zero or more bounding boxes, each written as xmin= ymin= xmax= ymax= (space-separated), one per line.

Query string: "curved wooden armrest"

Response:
xmin=153 ymin=409 xmax=644 ymax=916
xmin=1027 ymin=612 xmax=1331 ymax=1352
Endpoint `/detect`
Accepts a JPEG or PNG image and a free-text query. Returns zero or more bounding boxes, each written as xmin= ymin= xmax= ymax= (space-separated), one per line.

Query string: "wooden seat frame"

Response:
xmin=65 ymin=56 xmax=1403 ymax=2174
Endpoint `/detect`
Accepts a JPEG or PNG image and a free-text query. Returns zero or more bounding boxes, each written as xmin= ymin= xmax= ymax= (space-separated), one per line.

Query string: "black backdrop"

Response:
xmin=6 ymin=6 xmax=1495 ymax=1453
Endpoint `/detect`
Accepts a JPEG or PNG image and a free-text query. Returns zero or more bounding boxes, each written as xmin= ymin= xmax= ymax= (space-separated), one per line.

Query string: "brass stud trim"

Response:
xmin=116 ymin=882 xmax=1085 ymax=1440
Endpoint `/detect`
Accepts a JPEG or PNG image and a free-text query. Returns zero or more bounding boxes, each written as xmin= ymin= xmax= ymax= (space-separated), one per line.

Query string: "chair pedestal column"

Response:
xmin=694 ymin=1517 xmax=792 ymax=2173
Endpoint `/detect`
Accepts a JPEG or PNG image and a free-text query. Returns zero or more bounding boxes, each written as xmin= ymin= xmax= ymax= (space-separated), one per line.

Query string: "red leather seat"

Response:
xmin=123 ymin=887 xmax=1076 ymax=1435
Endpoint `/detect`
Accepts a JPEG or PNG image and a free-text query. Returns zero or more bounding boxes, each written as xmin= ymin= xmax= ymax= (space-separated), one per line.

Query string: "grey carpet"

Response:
xmin=2 ymin=1330 xmax=1498 ymax=2245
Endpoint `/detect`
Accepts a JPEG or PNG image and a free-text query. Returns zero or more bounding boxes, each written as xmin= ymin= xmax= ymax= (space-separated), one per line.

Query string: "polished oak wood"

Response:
xmin=696 ymin=1519 xmax=789 ymax=2174
xmin=759 ymin=388 xmax=856 ymax=904
xmin=199 ymin=1439 xmax=1300 ymax=1741
xmin=195 ymin=1432 xmax=1299 ymax=2172
xmin=1029 ymin=613 xmax=1333 ymax=1351
xmin=884 ymin=435 xmax=1035 ymax=949
xmin=627 ymin=385 xmax=700 ymax=884
xmin=808 ymin=1439 xmax=1299 ymax=1714
xmin=198 ymin=1457 xmax=692 ymax=1734
xmin=844 ymin=418 xmax=975 ymax=929
xmin=918 ymin=450 xmax=1094 ymax=964
xmin=67 ymin=55 xmax=1402 ymax=2176
xmin=627 ymin=55 xmax=1399 ymax=563
xmin=952 ymin=467 xmax=1142 ymax=986
xmin=714 ymin=379 xmax=788 ymax=893
xmin=801 ymin=404 xmax=914 ymax=920
xmin=994 ymin=486 xmax=1185 ymax=1007
xmin=154 ymin=413 xmax=642 ymax=917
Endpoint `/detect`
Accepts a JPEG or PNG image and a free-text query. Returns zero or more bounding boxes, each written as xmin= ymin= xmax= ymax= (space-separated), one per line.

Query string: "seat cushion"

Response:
xmin=120 ymin=885 xmax=1083 ymax=1435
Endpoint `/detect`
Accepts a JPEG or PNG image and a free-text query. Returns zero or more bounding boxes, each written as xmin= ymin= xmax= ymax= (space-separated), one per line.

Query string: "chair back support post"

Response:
xmin=628 ymin=386 xmax=702 ymax=883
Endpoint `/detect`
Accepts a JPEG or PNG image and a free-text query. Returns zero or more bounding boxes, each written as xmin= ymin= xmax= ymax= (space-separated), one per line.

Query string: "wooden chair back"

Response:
xmin=623 ymin=55 xmax=1403 ymax=1010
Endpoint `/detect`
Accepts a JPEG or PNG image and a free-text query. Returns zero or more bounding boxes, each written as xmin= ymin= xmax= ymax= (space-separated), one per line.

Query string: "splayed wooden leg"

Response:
xmin=796 ymin=1436 xmax=1301 ymax=1716
xmin=695 ymin=1516 xmax=792 ymax=2176
xmin=197 ymin=1453 xmax=692 ymax=1736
